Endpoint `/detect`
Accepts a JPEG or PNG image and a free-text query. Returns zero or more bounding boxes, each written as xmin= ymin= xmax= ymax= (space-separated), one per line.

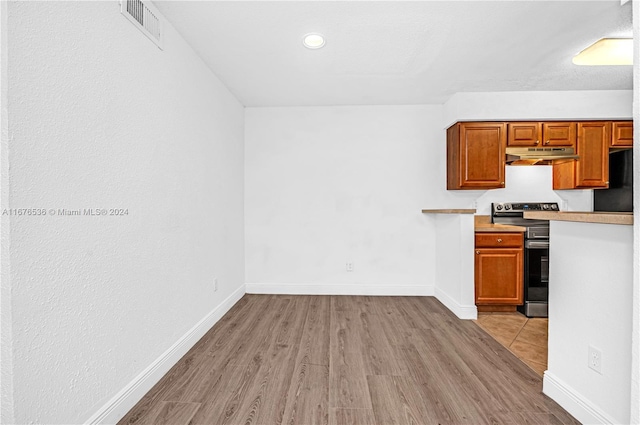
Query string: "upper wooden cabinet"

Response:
xmin=576 ymin=122 xmax=610 ymax=188
xmin=507 ymin=122 xmax=575 ymax=147
xmin=447 ymin=120 xmax=632 ymax=191
xmin=447 ymin=122 xmax=506 ymax=190
xmin=507 ymin=122 xmax=540 ymax=146
xmin=553 ymin=121 xmax=610 ymax=189
xmin=611 ymin=121 xmax=633 ymax=147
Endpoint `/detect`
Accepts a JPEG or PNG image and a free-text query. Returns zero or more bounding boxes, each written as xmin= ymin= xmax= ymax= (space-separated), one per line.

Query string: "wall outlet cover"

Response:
xmin=588 ymin=345 xmax=602 ymax=374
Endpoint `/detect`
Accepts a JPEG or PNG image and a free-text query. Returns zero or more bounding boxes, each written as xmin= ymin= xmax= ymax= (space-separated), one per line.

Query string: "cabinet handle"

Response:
xmin=497 ymin=238 xmax=503 ymax=243
xmin=535 ymin=140 xmax=540 ymax=145
xmin=544 ymin=140 xmax=550 ymax=145
xmin=501 ymin=182 xmax=505 ymax=186
xmin=476 ymin=250 xmax=480 ymax=255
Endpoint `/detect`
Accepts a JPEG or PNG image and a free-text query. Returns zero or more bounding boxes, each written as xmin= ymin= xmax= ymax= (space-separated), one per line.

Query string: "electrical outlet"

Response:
xmin=588 ymin=345 xmax=602 ymax=374
xmin=213 ymin=278 xmax=218 ymax=292
xmin=346 ymin=262 xmax=354 ymax=272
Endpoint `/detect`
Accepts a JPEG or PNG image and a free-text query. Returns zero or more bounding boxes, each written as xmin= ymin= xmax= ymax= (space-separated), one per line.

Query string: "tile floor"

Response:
xmin=475 ymin=312 xmax=548 ymax=376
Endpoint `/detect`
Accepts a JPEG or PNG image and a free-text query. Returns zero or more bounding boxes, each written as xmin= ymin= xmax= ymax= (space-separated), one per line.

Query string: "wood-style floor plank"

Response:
xmin=329 ymin=307 xmax=373 ymax=409
xmin=329 ymin=408 xmax=376 ymax=425
xmin=227 ymin=296 xmax=311 ymax=424
xmin=367 ymin=375 xmax=437 ymax=425
xmin=298 ymin=295 xmax=331 ymax=366
xmin=281 ymin=363 xmax=330 ymax=425
xmin=119 ymin=295 xmax=579 ymax=425
xmin=356 ymin=311 xmax=408 ymax=376
xmin=136 ymin=401 xmax=200 ymax=425
xmin=410 ymin=327 xmax=508 ymax=423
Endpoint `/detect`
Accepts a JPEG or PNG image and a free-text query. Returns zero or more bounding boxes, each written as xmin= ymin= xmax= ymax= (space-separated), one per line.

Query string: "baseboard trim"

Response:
xmin=543 ymin=371 xmax=621 ymax=425
xmin=434 ymin=287 xmax=477 ymax=320
xmin=245 ymin=282 xmax=434 ymax=297
xmin=85 ymin=285 xmax=246 ymax=425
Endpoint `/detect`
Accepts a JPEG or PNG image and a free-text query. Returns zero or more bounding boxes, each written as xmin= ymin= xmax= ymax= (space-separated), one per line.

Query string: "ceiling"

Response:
xmin=155 ymin=1 xmax=633 ymax=107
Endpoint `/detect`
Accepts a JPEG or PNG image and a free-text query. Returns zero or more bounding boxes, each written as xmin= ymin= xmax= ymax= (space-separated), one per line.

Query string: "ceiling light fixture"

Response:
xmin=572 ymin=38 xmax=633 ymax=66
xmin=303 ymin=33 xmax=325 ymax=49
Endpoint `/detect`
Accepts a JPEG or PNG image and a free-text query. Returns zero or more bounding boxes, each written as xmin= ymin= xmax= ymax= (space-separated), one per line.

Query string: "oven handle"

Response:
xmin=525 ymin=240 xmax=549 ymax=249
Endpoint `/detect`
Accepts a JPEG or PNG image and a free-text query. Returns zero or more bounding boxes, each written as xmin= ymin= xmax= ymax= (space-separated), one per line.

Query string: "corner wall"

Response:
xmin=2 ymin=2 xmax=245 ymax=423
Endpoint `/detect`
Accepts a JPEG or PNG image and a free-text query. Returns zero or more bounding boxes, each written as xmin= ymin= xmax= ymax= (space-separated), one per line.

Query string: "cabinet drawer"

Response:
xmin=475 ymin=232 xmax=523 ymax=248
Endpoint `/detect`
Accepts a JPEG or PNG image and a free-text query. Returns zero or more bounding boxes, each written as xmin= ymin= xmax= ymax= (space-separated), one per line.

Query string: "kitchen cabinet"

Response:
xmin=611 ymin=121 xmax=633 ymax=147
xmin=553 ymin=121 xmax=610 ymax=189
xmin=475 ymin=232 xmax=523 ymax=307
xmin=447 ymin=122 xmax=506 ymax=190
xmin=446 ymin=120 xmax=631 ymax=191
xmin=507 ymin=122 xmax=575 ymax=147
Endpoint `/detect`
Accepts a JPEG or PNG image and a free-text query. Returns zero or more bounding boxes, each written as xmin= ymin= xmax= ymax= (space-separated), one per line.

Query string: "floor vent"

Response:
xmin=120 ymin=0 xmax=164 ymax=50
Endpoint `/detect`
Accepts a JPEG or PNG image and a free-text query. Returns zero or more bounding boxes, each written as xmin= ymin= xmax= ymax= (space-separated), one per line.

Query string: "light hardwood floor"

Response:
xmin=119 ymin=295 xmax=579 ymax=425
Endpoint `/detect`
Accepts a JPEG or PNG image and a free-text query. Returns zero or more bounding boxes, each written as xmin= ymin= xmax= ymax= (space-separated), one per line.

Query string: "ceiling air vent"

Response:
xmin=120 ymin=0 xmax=164 ymax=50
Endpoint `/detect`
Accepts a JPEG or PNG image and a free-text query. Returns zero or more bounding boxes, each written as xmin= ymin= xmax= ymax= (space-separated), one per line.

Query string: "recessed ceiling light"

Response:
xmin=572 ymin=38 xmax=633 ymax=66
xmin=303 ymin=33 xmax=325 ymax=49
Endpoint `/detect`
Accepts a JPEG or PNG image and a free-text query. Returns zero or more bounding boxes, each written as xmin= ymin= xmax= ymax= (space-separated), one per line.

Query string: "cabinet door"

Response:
xmin=611 ymin=121 xmax=633 ymax=147
xmin=575 ymin=122 xmax=610 ymax=188
xmin=449 ymin=122 xmax=506 ymax=189
xmin=542 ymin=122 xmax=576 ymax=146
xmin=475 ymin=248 xmax=523 ymax=305
xmin=507 ymin=122 xmax=542 ymax=147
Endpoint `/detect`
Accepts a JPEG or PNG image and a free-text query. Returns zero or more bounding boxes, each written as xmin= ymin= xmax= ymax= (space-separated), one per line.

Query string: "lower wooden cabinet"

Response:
xmin=474 ymin=232 xmax=523 ymax=306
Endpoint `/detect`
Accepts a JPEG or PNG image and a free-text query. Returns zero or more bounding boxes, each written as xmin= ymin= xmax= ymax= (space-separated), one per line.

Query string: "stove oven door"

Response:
xmin=520 ymin=239 xmax=549 ymax=318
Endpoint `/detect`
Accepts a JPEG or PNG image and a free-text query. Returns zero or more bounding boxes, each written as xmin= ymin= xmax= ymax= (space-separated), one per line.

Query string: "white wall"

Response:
xmin=432 ymin=213 xmax=476 ymax=319
xmin=443 ymin=90 xmax=633 ymax=128
xmin=245 ymin=105 xmax=439 ymax=295
xmin=1 ymin=2 xmax=245 ymax=423
xmin=543 ymin=221 xmax=633 ymax=424
xmin=630 ymin=2 xmax=640 ymax=423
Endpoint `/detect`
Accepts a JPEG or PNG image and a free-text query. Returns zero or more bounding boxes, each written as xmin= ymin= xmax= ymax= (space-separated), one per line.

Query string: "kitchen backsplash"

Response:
xmin=474 ymin=165 xmax=593 ymax=215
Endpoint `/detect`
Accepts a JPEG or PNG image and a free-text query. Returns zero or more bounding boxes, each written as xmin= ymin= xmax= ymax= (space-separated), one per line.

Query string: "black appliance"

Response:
xmin=491 ymin=202 xmax=558 ymax=318
xmin=594 ymin=149 xmax=633 ymax=212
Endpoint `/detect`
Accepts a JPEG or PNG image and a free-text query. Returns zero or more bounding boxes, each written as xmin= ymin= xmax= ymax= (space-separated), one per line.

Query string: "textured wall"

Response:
xmin=3 ymin=1 xmax=244 ymax=423
xmin=1 ymin=1 xmax=14 ymax=423
xmin=630 ymin=1 xmax=639 ymax=422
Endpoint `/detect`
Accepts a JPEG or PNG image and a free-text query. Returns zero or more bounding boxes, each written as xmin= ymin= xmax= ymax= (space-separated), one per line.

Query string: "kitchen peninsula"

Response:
xmin=523 ymin=210 xmax=633 ymax=225
xmin=524 ymin=209 xmax=633 ymax=424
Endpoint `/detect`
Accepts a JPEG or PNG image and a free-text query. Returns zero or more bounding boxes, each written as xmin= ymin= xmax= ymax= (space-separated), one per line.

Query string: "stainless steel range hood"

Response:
xmin=505 ymin=147 xmax=579 ymax=164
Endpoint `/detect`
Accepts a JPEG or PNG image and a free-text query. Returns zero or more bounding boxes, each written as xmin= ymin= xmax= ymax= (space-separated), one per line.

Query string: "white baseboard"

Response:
xmin=85 ymin=285 xmax=246 ymax=425
xmin=543 ymin=371 xmax=621 ymax=425
xmin=434 ymin=287 xmax=477 ymax=320
xmin=245 ymin=282 xmax=434 ymax=297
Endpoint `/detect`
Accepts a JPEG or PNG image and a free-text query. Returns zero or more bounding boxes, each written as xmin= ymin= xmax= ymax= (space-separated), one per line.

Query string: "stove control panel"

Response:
xmin=492 ymin=202 xmax=559 ymax=215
